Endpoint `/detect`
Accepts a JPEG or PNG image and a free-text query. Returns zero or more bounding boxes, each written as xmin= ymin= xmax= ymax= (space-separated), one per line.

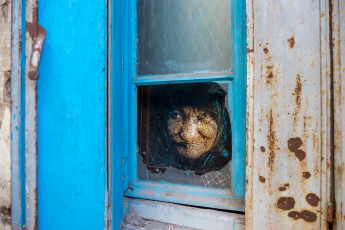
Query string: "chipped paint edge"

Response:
xmin=244 ymin=0 xmax=255 ymax=228
xmin=11 ymin=0 xmax=39 ymax=229
xmin=332 ymin=0 xmax=345 ymax=228
xmin=11 ymin=0 xmax=23 ymax=228
xmin=320 ymin=0 xmax=333 ymax=228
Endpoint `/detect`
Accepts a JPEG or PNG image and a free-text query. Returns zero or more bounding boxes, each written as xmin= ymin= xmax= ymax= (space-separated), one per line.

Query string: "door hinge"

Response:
xmin=28 ymin=24 xmax=46 ymax=80
xmin=327 ymin=202 xmax=334 ymax=223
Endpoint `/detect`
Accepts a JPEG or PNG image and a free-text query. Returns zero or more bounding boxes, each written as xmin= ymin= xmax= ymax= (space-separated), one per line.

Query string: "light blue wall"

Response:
xmin=37 ymin=1 xmax=107 ymax=229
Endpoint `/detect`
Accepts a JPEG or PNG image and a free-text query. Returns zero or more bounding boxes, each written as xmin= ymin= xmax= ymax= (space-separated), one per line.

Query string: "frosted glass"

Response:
xmin=137 ymin=0 xmax=231 ymax=75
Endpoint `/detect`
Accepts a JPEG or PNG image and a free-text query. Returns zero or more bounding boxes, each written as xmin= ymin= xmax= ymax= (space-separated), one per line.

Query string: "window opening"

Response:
xmin=121 ymin=0 xmax=246 ymax=212
xmin=138 ymin=83 xmax=232 ymax=190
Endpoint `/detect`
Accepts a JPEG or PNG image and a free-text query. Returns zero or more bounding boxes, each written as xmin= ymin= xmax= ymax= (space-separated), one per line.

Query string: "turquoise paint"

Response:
xmin=133 ymin=74 xmax=235 ymax=85
xmin=111 ymin=0 xmax=126 ymax=228
xmin=121 ymin=0 xmax=246 ymax=210
xmin=38 ymin=0 xmax=107 ymax=229
xmin=231 ymin=0 xmax=247 ymax=197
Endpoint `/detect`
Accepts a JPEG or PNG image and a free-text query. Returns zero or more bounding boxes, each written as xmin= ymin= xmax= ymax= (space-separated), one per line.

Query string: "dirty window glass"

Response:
xmin=137 ymin=82 xmax=232 ymax=190
xmin=137 ymin=0 xmax=231 ymax=75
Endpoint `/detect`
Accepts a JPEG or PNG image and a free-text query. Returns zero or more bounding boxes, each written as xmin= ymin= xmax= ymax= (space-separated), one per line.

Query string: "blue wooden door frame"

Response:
xmin=37 ymin=0 xmax=107 ymax=229
xmin=111 ymin=0 xmax=246 ymax=224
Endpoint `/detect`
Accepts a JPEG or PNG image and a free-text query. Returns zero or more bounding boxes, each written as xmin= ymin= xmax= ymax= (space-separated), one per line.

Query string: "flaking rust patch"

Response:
xmin=277 ymin=197 xmax=295 ymax=210
xmin=287 ymin=137 xmax=306 ymax=161
xmin=267 ymin=110 xmax=276 ymax=171
xmin=288 ymin=210 xmax=317 ymax=222
xmin=259 ymin=176 xmax=266 ymax=183
xmin=287 ymin=35 xmax=295 ymax=49
xmin=303 ymin=171 xmax=311 ymax=179
xmin=288 ymin=137 xmax=302 ymax=152
xmin=279 ymin=183 xmax=289 ymax=192
xmin=306 ymin=193 xmax=320 ymax=207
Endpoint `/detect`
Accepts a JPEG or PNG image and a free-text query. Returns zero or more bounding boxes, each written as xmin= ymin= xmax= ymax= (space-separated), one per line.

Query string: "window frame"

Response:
xmin=116 ymin=0 xmax=246 ymax=212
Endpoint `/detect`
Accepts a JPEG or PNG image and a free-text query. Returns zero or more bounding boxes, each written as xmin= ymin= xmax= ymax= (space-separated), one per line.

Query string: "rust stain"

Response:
xmin=306 ymin=193 xmax=320 ymax=207
xmin=288 ymin=211 xmax=300 ymax=220
xmin=259 ymin=176 xmax=266 ymax=183
xmin=337 ymin=165 xmax=343 ymax=175
xmin=287 ymin=137 xmax=306 ymax=161
xmin=26 ymin=21 xmax=37 ymax=40
xmin=267 ymin=110 xmax=275 ymax=171
xmin=295 ymin=149 xmax=306 ymax=161
xmin=279 ymin=186 xmax=287 ymax=191
xmin=279 ymin=183 xmax=289 ymax=191
xmin=260 ymin=146 xmax=266 ymax=152
xmin=300 ymin=210 xmax=317 ymax=222
xmin=293 ymin=74 xmax=302 ymax=125
xmin=247 ymin=48 xmax=254 ymax=53
xmin=277 ymin=197 xmax=295 ymax=210
xmin=26 ymin=5 xmax=39 ymax=40
xmin=287 ymin=35 xmax=295 ymax=49
xmin=288 ymin=137 xmax=303 ymax=152
xmin=288 ymin=210 xmax=317 ymax=222
xmin=266 ymin=65 xmax=274 ymax=84
xmin=303 ymin=171 xmax=311 ymax=179
xmin=327 ymin=203 xmax=333 ymax=222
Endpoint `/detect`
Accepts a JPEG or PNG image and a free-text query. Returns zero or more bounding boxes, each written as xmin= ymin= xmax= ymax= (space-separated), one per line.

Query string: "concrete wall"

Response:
xmin=0 ymin=0 xmax=12 ymax=229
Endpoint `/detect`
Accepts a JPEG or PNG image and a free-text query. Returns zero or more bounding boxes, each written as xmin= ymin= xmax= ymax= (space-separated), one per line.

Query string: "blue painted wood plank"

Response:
xmin=111 ymin=0 xmax=126 ymax=228
xmin=37 ymin=0 xmax=107 ymax=229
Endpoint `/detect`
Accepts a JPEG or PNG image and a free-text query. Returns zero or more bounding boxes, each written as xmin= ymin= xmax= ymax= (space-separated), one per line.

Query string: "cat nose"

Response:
xmin=180 ymin=120 xmax=198 ymax=143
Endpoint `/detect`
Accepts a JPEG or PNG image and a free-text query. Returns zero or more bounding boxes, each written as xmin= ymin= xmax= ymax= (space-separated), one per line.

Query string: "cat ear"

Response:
xmin=207 ymin=83 xmax=227 ymax=96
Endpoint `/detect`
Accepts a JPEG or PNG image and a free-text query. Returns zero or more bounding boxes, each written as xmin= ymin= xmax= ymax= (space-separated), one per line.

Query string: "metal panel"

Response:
xmin=11 ymin=0 xmax=23 ymax=228
xmin=24 ymin=0 xmax=40 ymax=228
xmin=37 ymin=0 xmax=107 ymax=229
xmin=245 ymin=0 xmax=332 ymax=229
xmin=11 ymin=0 xmax=41 ymax=228
xmin=333 ymin=0 xmax=345 ymax=228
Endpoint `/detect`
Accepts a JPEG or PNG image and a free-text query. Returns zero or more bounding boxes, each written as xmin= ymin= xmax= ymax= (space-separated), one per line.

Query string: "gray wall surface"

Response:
xmin=0 ymin=0 xmax=12 ymax=229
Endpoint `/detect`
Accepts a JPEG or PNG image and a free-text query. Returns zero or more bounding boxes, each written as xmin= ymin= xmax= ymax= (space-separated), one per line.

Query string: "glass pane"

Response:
xmin=137 ymin=83 xmax=232 ymax=190
xmin=137 ymin=0 xmax=231 ymax=75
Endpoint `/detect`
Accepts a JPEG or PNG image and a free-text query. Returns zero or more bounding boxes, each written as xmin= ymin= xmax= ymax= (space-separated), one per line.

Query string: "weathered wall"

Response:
xmin=245 ymin=0 xmax=332 ymax=229
xmin=0 ymin=0 xmax=12 ymax=229
xmin=333 ymin=0 xmax=345 ymax=229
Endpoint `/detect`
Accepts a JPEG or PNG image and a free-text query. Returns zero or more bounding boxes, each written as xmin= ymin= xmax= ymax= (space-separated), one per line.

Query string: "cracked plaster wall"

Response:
xmin=0 ymin=0 xmax=12 ymax=229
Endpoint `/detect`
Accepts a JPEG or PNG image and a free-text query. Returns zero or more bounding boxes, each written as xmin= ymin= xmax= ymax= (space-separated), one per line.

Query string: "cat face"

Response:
xmin=166 ymin=106 xmax=219 ymax=159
